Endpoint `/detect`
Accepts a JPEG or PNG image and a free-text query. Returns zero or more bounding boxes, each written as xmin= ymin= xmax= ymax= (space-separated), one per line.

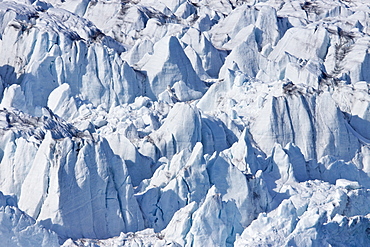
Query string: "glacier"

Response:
xmin=0 ymin=0 xmax=370 ymax=246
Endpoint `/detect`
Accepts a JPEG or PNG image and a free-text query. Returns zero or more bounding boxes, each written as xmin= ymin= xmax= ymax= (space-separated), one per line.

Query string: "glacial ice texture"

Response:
xmin=0 ymin=0 xmax=370 ymax=246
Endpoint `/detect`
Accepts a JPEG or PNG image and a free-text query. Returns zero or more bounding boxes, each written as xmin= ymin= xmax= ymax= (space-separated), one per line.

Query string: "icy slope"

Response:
xmin=0 ymin=0 xmax=370 ymax=246
xmin=0 ymin=191 xmax=59 ymax=246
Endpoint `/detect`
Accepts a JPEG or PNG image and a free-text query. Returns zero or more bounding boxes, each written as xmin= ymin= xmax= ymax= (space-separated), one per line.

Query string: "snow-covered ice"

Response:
xmin=0 ymin=0 xmax=370 ymax=246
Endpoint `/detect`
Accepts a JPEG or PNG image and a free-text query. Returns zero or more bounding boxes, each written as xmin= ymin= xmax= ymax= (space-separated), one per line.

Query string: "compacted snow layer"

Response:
xmin=1 ymin=0 xmax=370 ymax=246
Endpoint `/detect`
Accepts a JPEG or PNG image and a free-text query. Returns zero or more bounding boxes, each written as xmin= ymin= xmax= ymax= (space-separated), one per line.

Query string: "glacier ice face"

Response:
xmin=135 ymin=142 xmax=210 ymax=232
xmin=235 ymin=180 xmax=370 ymax=247
xmin=0 ymin=191 xmax=59 ymax=247
xmin=62 ymin=228 xmax=181 ymax=247
xmin=17 ymin=133 xmax=145 ymax=240
xmin=148 ymin=102 xmax=202 ymax=160
xmin=1 ymin=0 xmax=370 ymax=246
xmin=139 ymin=36 xmax=205 ymax=101
xmin=0 ymin=109 xmax=144 ymax=241
xmin=181 ymin=27 xmax=225 ymax=78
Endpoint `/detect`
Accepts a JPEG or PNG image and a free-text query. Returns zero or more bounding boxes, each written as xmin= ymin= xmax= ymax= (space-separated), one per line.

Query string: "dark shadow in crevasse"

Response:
xmin=0 ymin=64 xmax=19 ymax=102
xmin=0 ymin=64 xmax=20 ymax=86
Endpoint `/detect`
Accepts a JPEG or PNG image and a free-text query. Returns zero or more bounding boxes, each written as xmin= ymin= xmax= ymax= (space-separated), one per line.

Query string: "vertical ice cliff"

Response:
xmin=0 ymin=2 xmax=137 ymax=113
xmin=1 ymin=0 xmax=370 ymax=246
xmin=0 ymin=109 xmax=144 ymax=241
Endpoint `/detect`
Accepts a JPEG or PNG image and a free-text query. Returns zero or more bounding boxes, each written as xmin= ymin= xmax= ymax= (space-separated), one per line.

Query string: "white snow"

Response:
xmin=0 ymin=0 xmax=370 ymax=246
